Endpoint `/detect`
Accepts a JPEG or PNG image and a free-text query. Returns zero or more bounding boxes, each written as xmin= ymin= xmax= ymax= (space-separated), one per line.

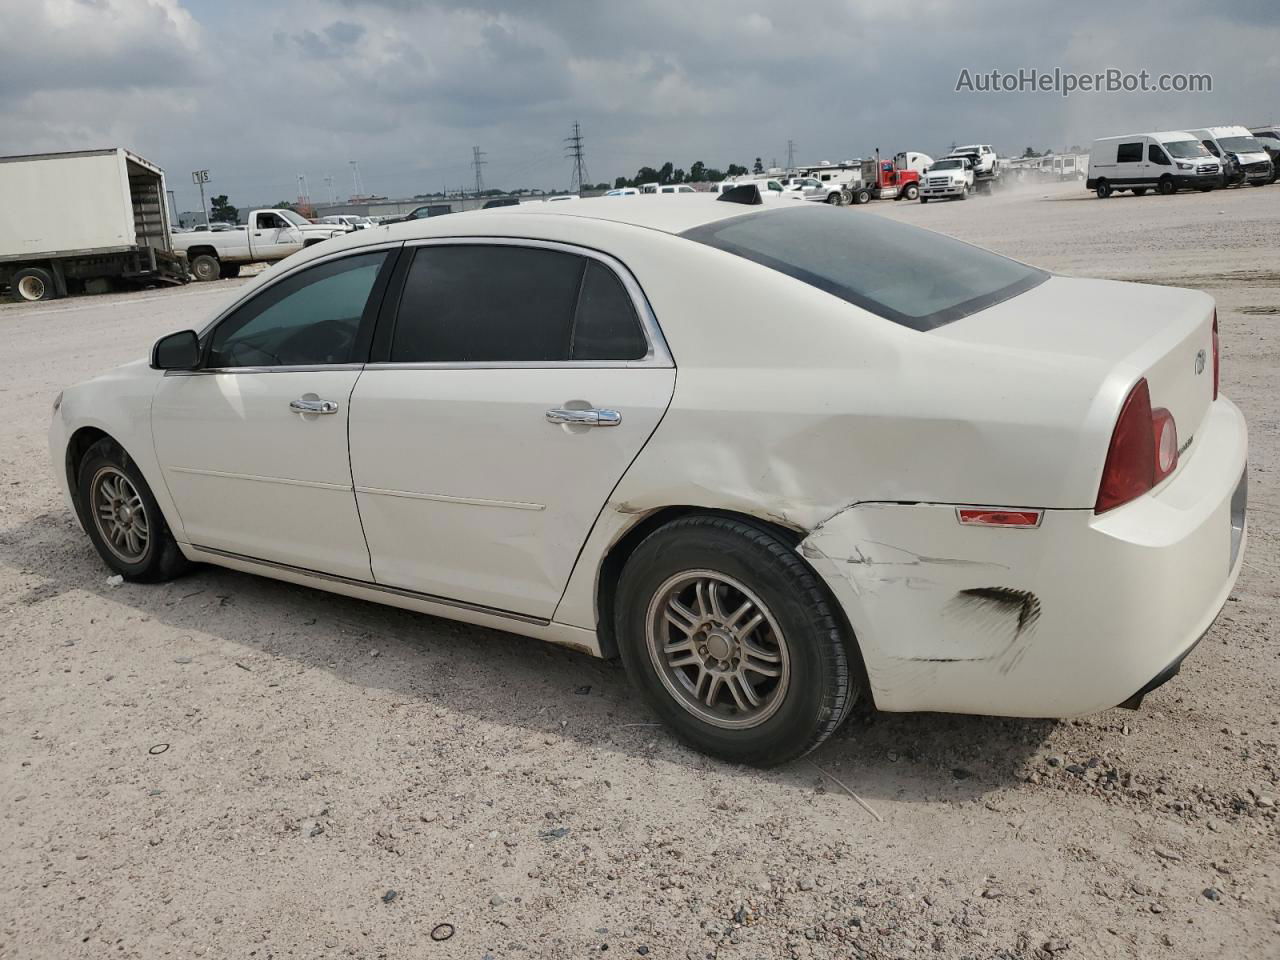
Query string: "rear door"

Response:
xmin=348 ymin=239 xmax=675 ymax=619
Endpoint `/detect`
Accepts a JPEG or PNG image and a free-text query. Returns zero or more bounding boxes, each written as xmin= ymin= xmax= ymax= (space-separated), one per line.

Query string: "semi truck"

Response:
xmin=0 ymin=148 xmax=188 ymax=302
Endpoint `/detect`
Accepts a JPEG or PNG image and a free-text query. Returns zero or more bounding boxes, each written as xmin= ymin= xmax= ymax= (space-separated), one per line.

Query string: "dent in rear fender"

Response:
xmin=798 ymin=502 xmax=1050 ymax=710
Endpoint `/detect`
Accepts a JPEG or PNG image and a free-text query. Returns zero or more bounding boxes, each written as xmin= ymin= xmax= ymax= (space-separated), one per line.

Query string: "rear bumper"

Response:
xmin=800 ymin=396 xmax=1248 ymax=717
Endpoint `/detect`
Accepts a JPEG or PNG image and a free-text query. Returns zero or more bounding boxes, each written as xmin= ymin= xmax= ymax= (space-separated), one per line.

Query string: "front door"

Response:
xmin=153 ymin=248 xmax=395 ymax=580
xmin=252 ymin=211 xmax=303 ymax=260
xmin=349 ymin=240 xmax=675 ymax=619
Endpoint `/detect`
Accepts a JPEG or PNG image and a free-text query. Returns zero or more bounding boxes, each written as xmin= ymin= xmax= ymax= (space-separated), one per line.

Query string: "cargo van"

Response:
xmin=1248 ymin=125 xmax=1280 ymax=181
xmin=1190 ymin=126 xmax=1274 ymax=186
xmin=1086 ymin=132 xmax=1220 ymax=197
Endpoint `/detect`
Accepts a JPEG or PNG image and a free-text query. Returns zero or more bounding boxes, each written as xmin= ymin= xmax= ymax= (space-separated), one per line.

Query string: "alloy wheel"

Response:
xmin=91 ymin=466 xmax=150 ymax=563
xmin=645 ymin=570 xmax=791 ymax=729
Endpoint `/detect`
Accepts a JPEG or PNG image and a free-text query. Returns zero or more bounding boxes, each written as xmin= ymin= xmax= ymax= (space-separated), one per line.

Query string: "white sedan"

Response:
xmin=49 ymin=195 xmax=1248 ymax=766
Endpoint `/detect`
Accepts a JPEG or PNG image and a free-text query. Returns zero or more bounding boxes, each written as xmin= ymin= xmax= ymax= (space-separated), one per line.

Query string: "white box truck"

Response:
xmin=0 ymin=148 xmax=188 ymax=302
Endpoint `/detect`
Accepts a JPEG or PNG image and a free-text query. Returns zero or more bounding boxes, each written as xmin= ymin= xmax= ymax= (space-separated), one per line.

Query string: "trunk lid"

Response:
xmin=935 ymin=275 xmax=1216 ymax=482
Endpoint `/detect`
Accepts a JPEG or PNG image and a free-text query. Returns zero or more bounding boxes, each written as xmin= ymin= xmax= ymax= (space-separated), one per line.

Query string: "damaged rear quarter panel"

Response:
xmin=800 ymin=502 xmax=1064 ymax=714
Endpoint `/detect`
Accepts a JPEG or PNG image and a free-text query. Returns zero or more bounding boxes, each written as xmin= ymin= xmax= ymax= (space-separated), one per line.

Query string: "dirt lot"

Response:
xmin=1 ymin=181 xmax=1276 ymax=960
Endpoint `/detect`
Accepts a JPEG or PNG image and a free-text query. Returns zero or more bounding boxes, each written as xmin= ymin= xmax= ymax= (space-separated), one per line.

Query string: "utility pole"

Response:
xmin=786 ymin=139 xmax=796 ymax=171
xmin=565 ymin=121 xmax=589 ymax=195
xmin=324 ymin=176 xmax=335 ymax=206
xmin=349 ymin=160 xmax=364 ymax=198
xmin=471 ymin=146 xmax=487 ymax=201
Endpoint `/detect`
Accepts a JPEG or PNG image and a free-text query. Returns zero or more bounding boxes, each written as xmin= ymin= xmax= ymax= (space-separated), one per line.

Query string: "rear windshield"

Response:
xmin=681 ymin=206 xmax=1047 ymax=331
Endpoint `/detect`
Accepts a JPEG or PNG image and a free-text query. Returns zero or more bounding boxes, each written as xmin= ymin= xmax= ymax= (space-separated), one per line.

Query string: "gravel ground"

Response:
xmin=1 ymin=182 xmax=1276 ymax=960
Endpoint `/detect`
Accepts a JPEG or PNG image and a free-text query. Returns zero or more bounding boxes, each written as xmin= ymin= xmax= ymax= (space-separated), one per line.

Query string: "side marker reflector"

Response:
xmin=956 ymin=508 xmax=1043 ymax=528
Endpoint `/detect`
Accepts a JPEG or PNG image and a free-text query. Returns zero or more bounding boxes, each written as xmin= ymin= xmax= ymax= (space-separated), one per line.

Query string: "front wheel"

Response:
xmin=12 ymin=266 xmax=56 ymax=302
xmin=825 ymin=192 xmax=842 ymax=205
xmin=615 ymin=515 xmax=859 ymax=766
xmin=919 ymin=196 xmax=928 ymax=204
xmin=1096 ymin=180 xmax=1112 ymax=198
xmin=902 ymin=182 xmax=919 ymax=200
xmin=1157 ymin=176 xmax=1176 ymax=195
xmin=77 ymin=438 xmax=191 ymax=582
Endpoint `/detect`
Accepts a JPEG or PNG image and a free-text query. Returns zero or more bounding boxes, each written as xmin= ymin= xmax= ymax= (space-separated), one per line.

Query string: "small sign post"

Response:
xmin=192 ymin=169 xmax=211 ymax=228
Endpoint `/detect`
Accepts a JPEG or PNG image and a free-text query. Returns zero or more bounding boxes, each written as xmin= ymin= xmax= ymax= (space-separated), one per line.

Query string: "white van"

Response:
xmin=1249 ymin=125 xmax=1280 ymax=181
xmin=1190 ymin=126 xmax=1274 ymax=186
xmin=1086 ymin=132 xmax=1220 ymax=197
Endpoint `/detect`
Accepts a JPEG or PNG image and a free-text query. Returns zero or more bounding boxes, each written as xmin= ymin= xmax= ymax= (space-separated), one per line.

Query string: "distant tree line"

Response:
xmin=614 ymin=160 xmax=750 ymax=189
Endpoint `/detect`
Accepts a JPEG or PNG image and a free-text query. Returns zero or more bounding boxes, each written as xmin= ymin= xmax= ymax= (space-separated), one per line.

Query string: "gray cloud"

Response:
xmin=2 ymin=0 xmax=1277 ymax=208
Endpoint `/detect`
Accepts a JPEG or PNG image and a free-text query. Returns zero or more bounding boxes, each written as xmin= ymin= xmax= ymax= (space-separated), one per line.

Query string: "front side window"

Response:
xmin=207 ymin=252 xmax=388 ymax=367
xmin=1201 ymin=140 xmax=1221 ymax=156
xmin=389 ymin=245 xmax=648 ymax=363
xmin=1116 ymin=142 xmax=1143 ymax=163
xmin=682 ymin=205 xmax=1047 ymax=332
xmin=1148 ymin=144 xmax=1171 ymax=165
xmin=256 ymin=212 xmax=288 ymax=229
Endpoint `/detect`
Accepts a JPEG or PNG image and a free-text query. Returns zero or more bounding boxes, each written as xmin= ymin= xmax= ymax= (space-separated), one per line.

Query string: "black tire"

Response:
xmin=825 ymin=192 xmax=842 ymax=205
xmin=76 ymin=438 xmax=191 ymax=583
xmin=902 ymin=182 xmax=919 ymax=200
xmin=189 ymin=254 xmax=220 ymax=282
xmin=1132 ymin=187 xmax=1148 ymax=196
xmin=12 ymin=266 xmax=56 ymax=302
xmin=615 ymin=515 xmax=859 ymax=767
xmin=919 ymin=197 xmax=928 ymax=204
xmin=1157 ymin=176 xmax=1176 ymax=196
xmin=958 ymin=185 xmax=969 ymax=200
xmin=1096 ymin=180 xmax=1112 ymax=198
xmin=853 ymin=189 xmax=871 ymax=205
xmin=218 ymin=262 xmax=242 ymax=279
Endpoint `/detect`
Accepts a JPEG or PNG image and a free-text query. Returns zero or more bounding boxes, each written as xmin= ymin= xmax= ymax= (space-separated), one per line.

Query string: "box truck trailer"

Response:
xmin=0 ymin=148 xmax=188 ymax=302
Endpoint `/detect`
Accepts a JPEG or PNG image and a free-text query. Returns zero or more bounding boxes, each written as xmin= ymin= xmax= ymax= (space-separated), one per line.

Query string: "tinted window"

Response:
xmin=1201 ymin=140 xmax=1220 ymax=156
xmin=392 ymin=245 xmax=583 ymax=362
xmin=208 ymin=252 xmax=387 ymax=367
xmin=682 ymin=206 xmax=1047 ymax=331
xmin=572 ymin=261 xmax=647 ymax=360
xmin=1116 ymin=142 xmax=1143 ymax=163
xmin=1148 ymin=144 xmax=1170 ymax=165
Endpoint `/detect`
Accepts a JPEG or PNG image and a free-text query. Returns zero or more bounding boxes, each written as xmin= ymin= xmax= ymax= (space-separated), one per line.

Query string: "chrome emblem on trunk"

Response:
xmin=1194 ymin=349 xmax=1206 ymax=375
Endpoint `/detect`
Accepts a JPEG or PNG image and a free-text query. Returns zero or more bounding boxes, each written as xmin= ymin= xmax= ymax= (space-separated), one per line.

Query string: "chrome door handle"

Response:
xmin=545 ymin=407 xmax=622 ymax=427
xmin=290 ymin=398 xmax=339 ymax=415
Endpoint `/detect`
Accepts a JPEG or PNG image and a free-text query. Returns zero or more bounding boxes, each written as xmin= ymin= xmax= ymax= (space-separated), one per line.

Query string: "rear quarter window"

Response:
xmin=681 ymin=206 xmax=1046 ymax=331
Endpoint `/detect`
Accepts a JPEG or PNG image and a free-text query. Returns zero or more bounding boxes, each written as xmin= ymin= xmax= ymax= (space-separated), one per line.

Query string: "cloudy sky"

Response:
xmin=3 ymin=0 xmax=1277 ymax=209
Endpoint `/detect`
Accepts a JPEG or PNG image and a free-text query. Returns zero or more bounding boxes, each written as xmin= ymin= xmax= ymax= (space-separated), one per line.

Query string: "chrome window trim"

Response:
xmin=383 ymin=235 xmax=674 ymax=370
xmin=164 ymin=363 xmax=366 ymax=377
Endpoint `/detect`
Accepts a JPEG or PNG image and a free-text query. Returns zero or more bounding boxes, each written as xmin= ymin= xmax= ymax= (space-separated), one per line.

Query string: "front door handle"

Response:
xmin=290 ymin=398 xmax=339 ymax=415
xmin=546 ymin=407 xmax=622 ymax=427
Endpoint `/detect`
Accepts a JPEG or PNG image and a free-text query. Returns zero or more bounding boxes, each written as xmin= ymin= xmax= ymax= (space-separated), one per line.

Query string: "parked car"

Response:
xmin=382 ymin=204 xmax=452 ymax=224
xmin=780 ymin=177 xmax=845 ymax=204
xmin=1247 ymin=125 xmax=1280 ymax=181
xmin=51 ymin=197 xmax=1247 ymax=766
xmin=319 ymin=215 xmax=373 ymax=230
xmin=918 ymin=157 xmax=975 ymax=202
xmin=170 ymin=208 xmax=348 ymax=280
xmin=1190 ymin=126 xmax=1274 ymax=187
xmin=1087 ymin=132 xmax=1221 ymax=197
xmin=482 ymin=197 xmax=520 ymax=208
xmin=606 ymin=188 xmax=640 ymax=197
xmin=659 ymin=184 xmax=697 ymax=194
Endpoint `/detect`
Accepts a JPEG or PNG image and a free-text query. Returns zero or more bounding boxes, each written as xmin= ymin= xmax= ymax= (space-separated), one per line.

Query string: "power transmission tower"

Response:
xmin=471 ymin=146 xmax=487 ymax=200
xmin=349 ymin=160 xmax=364 ymax=198
xmin=324 ymin=176 xmax=335 ymax=205
xmin=565 ymin=121 xmax=589 ymax=194
xmin=786 ymin=139 xmax=796 ymax=170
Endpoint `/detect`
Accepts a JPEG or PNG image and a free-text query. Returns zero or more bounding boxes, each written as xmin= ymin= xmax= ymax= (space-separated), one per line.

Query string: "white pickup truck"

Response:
xmin=919 ymin=157 xmax=976 ymax=202
xmin=171 ymin=208 xmax=349 ymax=281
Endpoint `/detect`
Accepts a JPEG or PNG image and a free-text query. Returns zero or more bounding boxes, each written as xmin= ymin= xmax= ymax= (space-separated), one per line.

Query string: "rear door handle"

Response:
xmin=290 ymin=398 xmax=339 ymax=415
xmin=545 ymin=407 xmax=622 ymax=427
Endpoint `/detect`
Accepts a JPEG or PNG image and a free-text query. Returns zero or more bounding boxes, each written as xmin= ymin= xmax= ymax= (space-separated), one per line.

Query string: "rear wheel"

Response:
xmin=189 ymin=254 xmax=220 ymax=282
xmin=1096 ymin=179 xmax=1112 ymax=198
xmin=13 ymin=266 xmax=56 ymax=302
xmin=77 ymin=438 xmax=191 ymax=582
xmin=615 ymin=515 xmax=859 ymax=766
xmin=852 ymin=188 xmax=871 ymax=205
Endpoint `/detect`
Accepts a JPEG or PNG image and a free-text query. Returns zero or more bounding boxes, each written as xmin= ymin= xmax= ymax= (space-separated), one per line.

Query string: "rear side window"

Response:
xmin=390 ymin=245 xmax=648 ymax=363
xmin=681 ymin=206 xmax=1047 ymax=332
xmin=1116 ymin=142 xmax=1143 ymax=163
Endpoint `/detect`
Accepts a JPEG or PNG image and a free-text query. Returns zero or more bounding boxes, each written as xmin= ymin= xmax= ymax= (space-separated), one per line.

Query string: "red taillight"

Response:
xmin=1211 ymin=309 xmax=1220 ymax=401
xmin=1095 ymin=378 xmax=1179 ymax=513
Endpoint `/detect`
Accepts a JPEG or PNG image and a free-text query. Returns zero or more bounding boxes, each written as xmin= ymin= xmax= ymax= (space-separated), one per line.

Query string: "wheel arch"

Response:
xmin=64 ymin=426 xmax=114 ymax=528
xmin=184 ymin=244 xmax=220 ymax=261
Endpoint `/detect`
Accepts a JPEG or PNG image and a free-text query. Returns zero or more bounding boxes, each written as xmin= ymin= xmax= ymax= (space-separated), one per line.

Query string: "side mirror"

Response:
xmin=151 ymin=329 xmax=200 ymax=371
